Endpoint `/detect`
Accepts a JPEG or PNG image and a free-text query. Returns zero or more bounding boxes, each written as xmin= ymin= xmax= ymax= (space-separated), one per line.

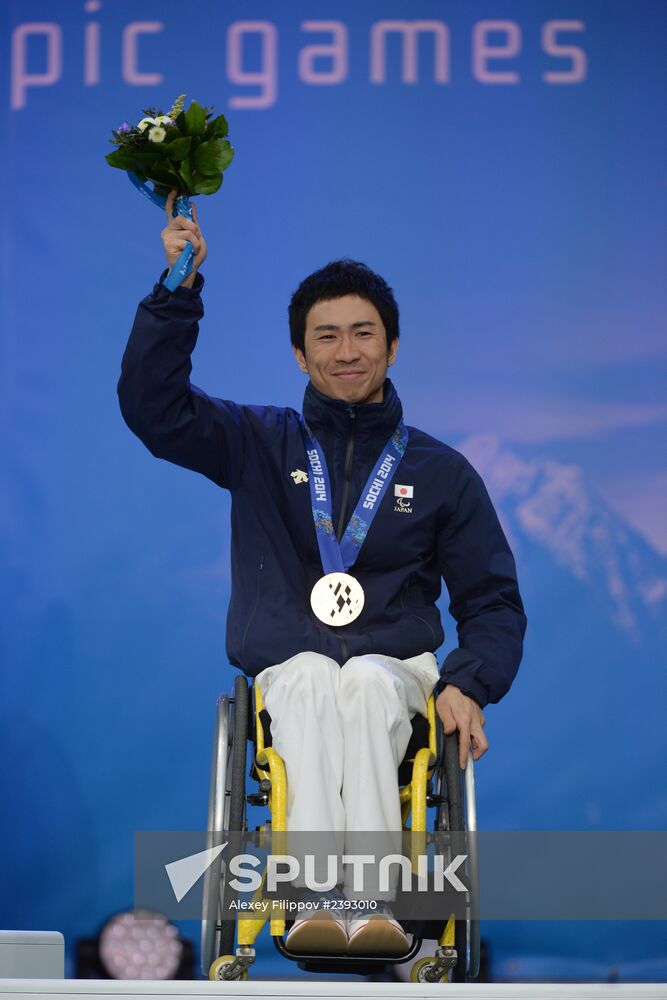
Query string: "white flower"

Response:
xmin=148 ymin=126 xmax=166 ymax=143
xmin=137 ymin=117 xmax=156 ymax=132
xmin=153 ymin=115 xmax=173 ymax=126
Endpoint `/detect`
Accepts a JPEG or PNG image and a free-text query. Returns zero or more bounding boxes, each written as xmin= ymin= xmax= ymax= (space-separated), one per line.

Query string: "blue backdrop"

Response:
xmin=1 ymin=0 xmax=666 ymax=982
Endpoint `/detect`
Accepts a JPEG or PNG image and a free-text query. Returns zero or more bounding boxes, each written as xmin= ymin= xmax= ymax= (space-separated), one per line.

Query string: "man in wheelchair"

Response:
xmin=119 ymin=193 xmax=527 ymax=959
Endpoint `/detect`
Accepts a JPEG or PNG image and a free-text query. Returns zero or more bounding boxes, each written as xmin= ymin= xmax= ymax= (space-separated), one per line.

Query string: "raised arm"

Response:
xmin=117 ymin=191 xmax=245 ymax=489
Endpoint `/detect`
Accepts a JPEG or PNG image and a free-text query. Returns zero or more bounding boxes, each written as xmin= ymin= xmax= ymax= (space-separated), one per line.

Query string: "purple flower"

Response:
xmin=117 ymin=122 xmax=131 ymax=133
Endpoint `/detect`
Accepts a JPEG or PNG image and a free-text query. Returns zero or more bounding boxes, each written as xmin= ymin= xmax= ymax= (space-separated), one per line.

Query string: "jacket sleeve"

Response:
xmin=434 ymin=454 xmax=527 ymax=709
xmin=117 ymin=271 xmax=245 ymax=490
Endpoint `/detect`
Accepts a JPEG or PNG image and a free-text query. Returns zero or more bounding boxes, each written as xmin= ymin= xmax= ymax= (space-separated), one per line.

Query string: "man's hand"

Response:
xmin=161 ymin=189 xmax=207 ymax=288
xmin=435 ymin=684 xmax=488 ymax=770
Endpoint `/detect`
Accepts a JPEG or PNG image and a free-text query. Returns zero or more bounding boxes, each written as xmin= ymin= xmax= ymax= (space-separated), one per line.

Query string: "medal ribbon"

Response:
xmin=301 ymin=415 xmax=408 ymax=575
xmin=128 ymin=172 xmax=195 ymax=291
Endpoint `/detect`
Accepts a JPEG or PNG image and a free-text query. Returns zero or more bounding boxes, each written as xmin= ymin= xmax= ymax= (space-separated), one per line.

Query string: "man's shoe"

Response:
xmin=285 ymin=911 xmax=348 ymax=954
xmin=347 ymin=911 xmax=410 ymax=956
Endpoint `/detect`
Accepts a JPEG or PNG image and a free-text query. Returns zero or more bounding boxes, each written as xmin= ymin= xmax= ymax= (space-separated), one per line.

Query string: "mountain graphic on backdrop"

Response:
xmin=456 ymin=434 xmax=667 ymax=643
xmin=447 ymin=434 xmax=667 ymax=831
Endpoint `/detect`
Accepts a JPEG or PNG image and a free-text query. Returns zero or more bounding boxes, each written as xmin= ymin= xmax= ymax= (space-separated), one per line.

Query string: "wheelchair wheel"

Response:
xmin=435 ymin=725 xmax=480 ymax=982
xmin=443 ymin=730 xmax=467 ymax=983
xmin=219 ymin=675 xmax=249 ymax=956
xmin=410 ymin=957 xmax=448 ymax=984
xmin=200 ymin=675 xmax=249 ymax=975
xmin=227 ymin=676 xmax=249 ymax=835
xmin=209 ymin=954 xmax=249 ymax=982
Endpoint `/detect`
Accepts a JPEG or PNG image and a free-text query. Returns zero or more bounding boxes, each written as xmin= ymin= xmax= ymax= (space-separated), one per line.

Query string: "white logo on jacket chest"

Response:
xmin=394 ymin=497 xmax=413 ymax=514
xmin=290 ymin=469 xmax=308 ymax=485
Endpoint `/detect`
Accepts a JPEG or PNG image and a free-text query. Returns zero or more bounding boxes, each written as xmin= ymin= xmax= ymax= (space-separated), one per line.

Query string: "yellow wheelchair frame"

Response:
xmin=201 ymin=673 xmax=479 ymax=983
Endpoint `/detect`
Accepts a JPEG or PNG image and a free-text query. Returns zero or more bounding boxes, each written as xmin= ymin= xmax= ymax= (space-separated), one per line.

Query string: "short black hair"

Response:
xmin=288 ymin=259 xmax=400 ymax=355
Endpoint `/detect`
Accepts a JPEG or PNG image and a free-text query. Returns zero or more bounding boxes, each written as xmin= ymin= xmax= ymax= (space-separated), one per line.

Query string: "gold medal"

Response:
xmin=310 ymin=572 xmax=365 ymax=626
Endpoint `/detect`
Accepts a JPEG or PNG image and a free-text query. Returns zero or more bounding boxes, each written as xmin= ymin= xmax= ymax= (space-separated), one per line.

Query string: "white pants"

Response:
xmin=256 ymin=651 xmax=440 ymax=835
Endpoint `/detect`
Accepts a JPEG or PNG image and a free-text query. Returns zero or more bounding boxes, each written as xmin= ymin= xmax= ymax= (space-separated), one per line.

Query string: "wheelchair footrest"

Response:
xmin=273 ymin=933 xmax=423 ymax=974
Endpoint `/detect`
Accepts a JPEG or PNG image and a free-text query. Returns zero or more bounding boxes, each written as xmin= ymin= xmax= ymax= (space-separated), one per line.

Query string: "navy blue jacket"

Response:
xmin=118 ymin=272 xmax=526 ymax=708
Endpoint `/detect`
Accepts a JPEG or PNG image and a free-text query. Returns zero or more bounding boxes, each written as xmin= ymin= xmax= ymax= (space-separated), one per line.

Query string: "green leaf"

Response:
xmin=207 ymin=114 xmax=229 ymax=138
xmin=105 ymin=148 xmax=140 ymax=170
xmin=132 ymin=152 xmax=169 ymax=174
xmin=145 ymin=162 xmax=183 ymax=188
xmin=183 ymin=100 xmax=206 ymax=136
xmin=139 ymin=143 xmax=170 ymax=159
xmin=164 ymin=136 xmax=191 ymax=161
xmin=193 ymin=172 xmax=223 ymax=195
xmin=193 ymin=139 xmax=234 ymax=176
xmin=179 ymin=157 xmax=195 ymax=193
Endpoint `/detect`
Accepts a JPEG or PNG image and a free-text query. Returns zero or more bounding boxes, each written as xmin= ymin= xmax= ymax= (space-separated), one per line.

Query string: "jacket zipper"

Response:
xmin=336 ymin=406 xmax=356 ymax=663
xmin=336 ymin=407 xmax=356 ymax=542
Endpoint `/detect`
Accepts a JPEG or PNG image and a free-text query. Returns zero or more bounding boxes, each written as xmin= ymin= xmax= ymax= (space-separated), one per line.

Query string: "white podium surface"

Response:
xmin=0 ymin=981 xmax=665 ymax=999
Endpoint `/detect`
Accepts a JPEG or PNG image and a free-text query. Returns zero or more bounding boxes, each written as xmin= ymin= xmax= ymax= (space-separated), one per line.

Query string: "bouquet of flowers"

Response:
xmin=105 ymin=95 xmax=234 ymax=289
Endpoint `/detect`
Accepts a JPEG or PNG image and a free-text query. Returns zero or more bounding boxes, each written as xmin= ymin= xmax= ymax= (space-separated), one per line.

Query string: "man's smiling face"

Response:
xmin=292 ymin=295 xmax=398 ymax=405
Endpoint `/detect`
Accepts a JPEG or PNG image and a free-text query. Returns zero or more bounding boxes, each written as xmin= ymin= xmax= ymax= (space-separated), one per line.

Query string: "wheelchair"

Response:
xmin=201 ymin=672 xmax=480 ymax=983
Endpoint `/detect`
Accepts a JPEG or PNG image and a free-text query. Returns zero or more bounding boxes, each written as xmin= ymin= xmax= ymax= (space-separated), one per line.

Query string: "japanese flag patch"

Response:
xmin=394 ymin=484 xmax=414 ymax=498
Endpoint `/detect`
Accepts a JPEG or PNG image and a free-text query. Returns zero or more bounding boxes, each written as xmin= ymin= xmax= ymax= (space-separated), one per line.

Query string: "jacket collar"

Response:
xmin=301 ymin=377 xmax=403 ymax=440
